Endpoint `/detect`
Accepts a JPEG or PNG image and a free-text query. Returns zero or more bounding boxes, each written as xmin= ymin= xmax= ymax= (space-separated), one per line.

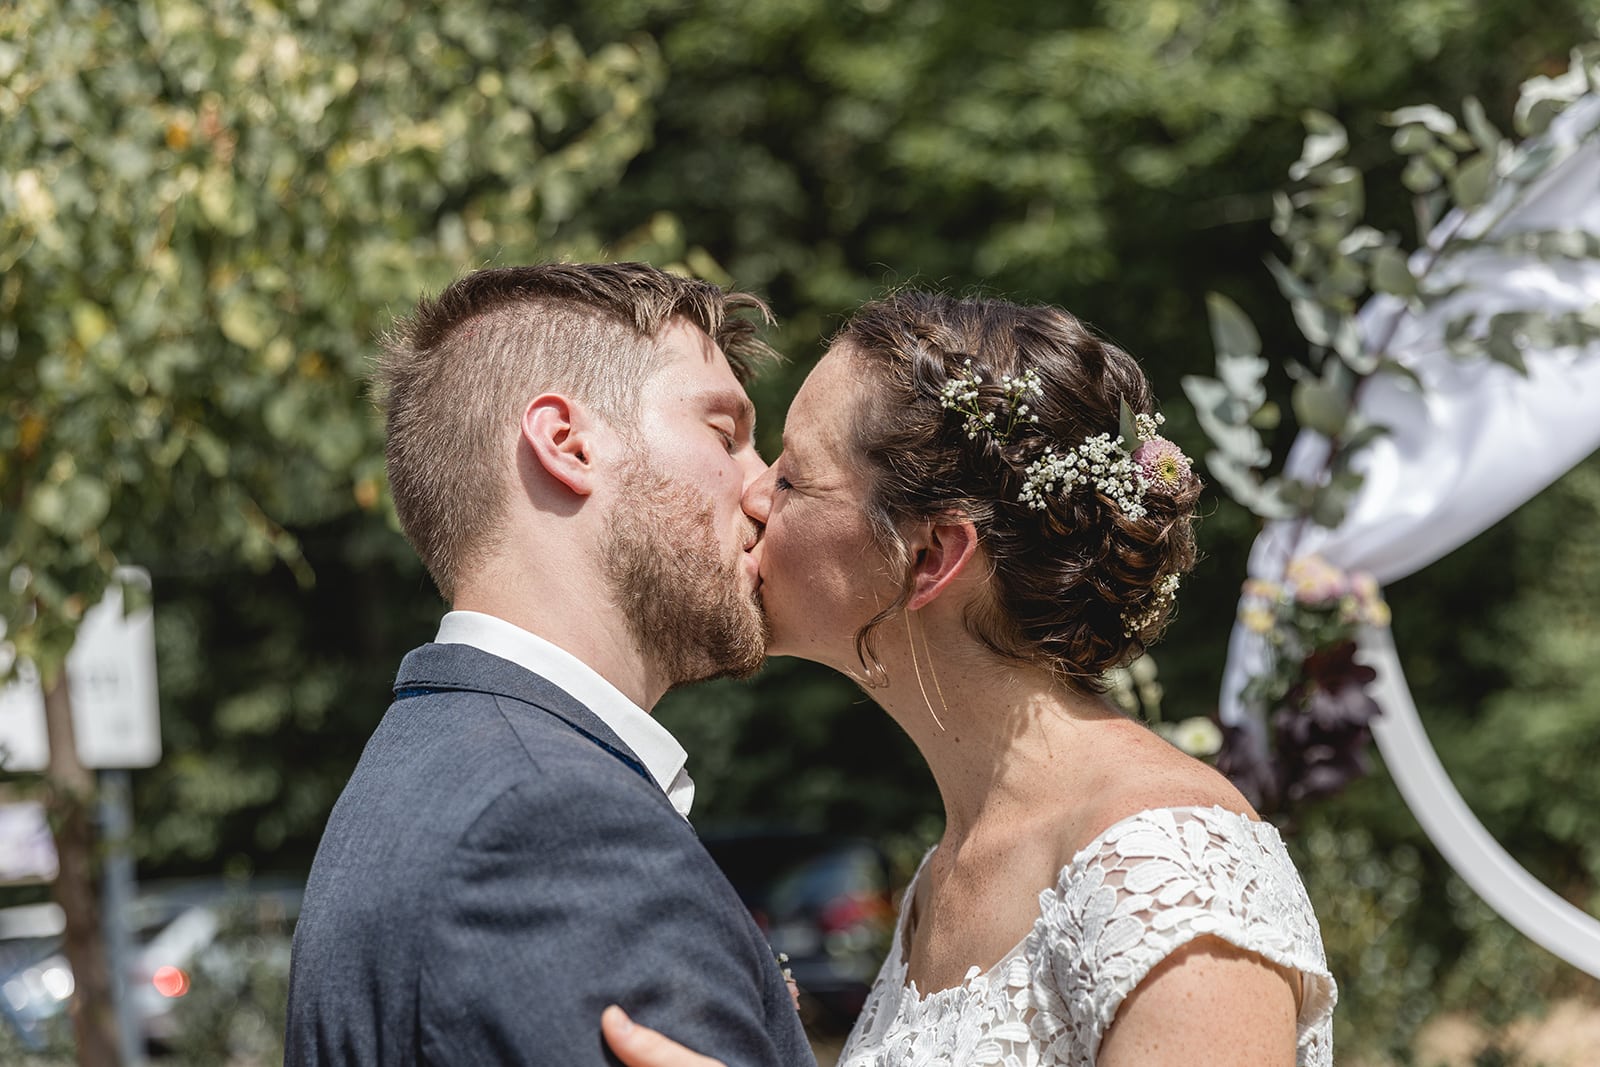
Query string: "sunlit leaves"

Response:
xmin=0 ymin=0 xmax=670 ymax=681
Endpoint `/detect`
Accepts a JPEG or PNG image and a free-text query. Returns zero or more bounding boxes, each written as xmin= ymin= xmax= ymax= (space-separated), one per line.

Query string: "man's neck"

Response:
xmin=452 ymin=572 xmax=668 ymax=711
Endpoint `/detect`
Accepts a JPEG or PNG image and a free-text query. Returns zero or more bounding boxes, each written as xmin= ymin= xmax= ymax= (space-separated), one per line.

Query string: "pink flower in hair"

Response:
xmin=1132 ymin=436 xmax=1192 ymax=490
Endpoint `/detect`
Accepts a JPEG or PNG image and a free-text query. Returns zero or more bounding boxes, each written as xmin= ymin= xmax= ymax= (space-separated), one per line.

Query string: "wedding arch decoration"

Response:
xmin=1186 ymin=46 xmax=1600 ymax=975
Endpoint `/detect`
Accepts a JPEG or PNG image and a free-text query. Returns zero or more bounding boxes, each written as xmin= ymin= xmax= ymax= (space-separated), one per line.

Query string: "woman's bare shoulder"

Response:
xmin=1060 ymin=722 xmax=1259 ymax=865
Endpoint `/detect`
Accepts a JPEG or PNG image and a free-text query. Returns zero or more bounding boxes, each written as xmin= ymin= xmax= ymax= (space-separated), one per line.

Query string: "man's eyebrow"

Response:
xmin=706 ymin=388 xmax=757 ymax=433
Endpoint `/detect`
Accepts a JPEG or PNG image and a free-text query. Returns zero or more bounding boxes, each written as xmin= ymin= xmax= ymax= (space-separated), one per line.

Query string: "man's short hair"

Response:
xmin=374 ymin=262 xmax=776 ymax=601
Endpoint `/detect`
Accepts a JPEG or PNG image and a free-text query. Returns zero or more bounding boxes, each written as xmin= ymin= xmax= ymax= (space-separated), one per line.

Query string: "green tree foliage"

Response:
xmin=0 ymin=0 xmax=692 ymax=875
xmin=557 ymin=0 xmax=1600 ymax=754
xmin=0 ymin=0 xmax=667 ymax=676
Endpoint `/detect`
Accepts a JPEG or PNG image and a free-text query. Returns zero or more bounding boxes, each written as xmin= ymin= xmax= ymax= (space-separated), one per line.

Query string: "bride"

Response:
xmin=606 ymin=291 xmax=1336 ymax=1066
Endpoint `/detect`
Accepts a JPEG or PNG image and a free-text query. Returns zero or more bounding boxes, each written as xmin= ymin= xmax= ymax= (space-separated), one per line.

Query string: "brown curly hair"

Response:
xmin=836 ymin=291 xmax=1201 ymax=692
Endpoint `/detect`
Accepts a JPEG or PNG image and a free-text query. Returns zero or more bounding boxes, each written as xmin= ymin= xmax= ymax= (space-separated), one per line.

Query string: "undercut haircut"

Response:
xmin=374 ymin=262 xmax=776 ymax=601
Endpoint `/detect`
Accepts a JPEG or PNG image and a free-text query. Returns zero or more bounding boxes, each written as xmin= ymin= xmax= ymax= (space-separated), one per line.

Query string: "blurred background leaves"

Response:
xmin=4 ymin=0 xmax=1600 ymax=1061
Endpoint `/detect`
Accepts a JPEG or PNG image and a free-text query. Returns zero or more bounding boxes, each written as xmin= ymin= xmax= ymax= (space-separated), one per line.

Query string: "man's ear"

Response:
xmin=521 ymin=394 xmax=597 ymax=497
xmin=906 ymin=518 xmax=979 ymax=611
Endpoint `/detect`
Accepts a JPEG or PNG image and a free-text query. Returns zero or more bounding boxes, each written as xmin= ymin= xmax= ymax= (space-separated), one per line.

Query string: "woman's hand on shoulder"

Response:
xmin=601 ymin=1006 xmax=728 ymax=1067
xmin=1095 ymin=935 xmax=1300 ymax=1067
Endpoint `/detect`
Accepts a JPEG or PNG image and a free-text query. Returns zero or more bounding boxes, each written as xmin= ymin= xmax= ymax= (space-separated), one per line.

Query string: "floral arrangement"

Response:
xmin=938 ymin=369 xmax=1196 ymax=638
xmin=1221 ymin=557 xmax=1391 ymax=809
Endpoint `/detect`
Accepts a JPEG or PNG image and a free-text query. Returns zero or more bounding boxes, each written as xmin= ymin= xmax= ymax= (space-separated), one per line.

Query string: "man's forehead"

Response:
xmin=653 ymin=320 xmax=754 ymax=413
xmin=653 ymin=315 xmax=721 ymax=358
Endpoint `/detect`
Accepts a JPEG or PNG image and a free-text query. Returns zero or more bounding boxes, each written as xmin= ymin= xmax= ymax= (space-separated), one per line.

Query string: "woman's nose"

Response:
xmin=742 ymin=463 xmax=774 ymax=524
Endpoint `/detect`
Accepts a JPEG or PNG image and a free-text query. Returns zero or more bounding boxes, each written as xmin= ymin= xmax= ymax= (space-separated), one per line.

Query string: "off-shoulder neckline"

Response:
xmin=893 ymin=804 xmax=1278 ymax=1003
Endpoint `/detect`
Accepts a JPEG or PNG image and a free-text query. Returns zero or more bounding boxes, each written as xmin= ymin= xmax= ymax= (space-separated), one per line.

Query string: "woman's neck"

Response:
xmin=865 ymin=613 xmax=1124 ymax=847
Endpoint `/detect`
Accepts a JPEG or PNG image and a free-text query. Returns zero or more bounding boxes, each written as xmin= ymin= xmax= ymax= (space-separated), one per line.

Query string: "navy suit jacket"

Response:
xmin=286 ymin=642 xmax=813 ymax=1066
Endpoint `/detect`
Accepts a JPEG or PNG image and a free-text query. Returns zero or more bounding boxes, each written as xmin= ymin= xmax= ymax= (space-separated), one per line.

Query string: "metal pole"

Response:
xmin=98 ymin=770 xmax=143 ymax=1067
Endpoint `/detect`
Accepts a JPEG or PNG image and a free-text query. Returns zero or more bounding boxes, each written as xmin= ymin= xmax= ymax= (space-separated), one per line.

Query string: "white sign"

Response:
xmin=0 ymin=800 xmax=59 ymax=884
xmin=0 ymin=572 xmax=162 ymax=771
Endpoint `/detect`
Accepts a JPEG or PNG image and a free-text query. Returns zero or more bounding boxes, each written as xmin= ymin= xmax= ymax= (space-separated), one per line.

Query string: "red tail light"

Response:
xmin=152 ymin=966 xmax=190 ymax=998
xmin=819 ymin=893 xmax=889 ymax=934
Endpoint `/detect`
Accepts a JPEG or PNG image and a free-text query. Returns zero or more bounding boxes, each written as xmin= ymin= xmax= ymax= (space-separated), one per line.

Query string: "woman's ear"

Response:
xmin=906 ymin=518 xmax=979 ymax=611
xmin=522 ymin=394 xmax=596 ymax=497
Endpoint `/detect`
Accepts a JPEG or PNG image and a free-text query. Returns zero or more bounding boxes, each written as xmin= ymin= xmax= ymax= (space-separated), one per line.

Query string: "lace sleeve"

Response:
xmin=1024 ymin=806 xmax=1337 ymax=1066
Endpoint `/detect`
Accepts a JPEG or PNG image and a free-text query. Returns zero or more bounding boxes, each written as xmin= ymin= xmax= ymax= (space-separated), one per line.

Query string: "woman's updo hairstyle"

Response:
xmin=837 ymin=291 xmax=1201 ymax=693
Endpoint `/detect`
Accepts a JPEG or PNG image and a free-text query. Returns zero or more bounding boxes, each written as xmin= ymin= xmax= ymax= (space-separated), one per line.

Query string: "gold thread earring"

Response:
xmin=916 ymin=613 xmax=952 ymax=721
xmin=905 ymin=613 xmax=948 ymax=732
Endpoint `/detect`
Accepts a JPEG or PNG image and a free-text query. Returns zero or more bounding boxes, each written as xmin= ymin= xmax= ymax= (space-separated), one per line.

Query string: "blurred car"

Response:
xmin=703 ymin=831 xmax=896 ymax=1026
xmin=0 ymin=878 xmax=301 ymax=1052
xmin=0 ymin=902 xmax=72 ymax=1050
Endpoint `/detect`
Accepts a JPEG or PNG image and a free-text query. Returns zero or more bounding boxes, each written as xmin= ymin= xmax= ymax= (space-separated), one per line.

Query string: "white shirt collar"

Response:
xmin=433 ymin=610 xmax=695 ymax=818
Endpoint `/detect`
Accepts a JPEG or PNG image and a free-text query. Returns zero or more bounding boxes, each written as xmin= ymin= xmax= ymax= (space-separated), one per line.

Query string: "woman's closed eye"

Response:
xmin=774 ymin=475 xmax=794 ymax=492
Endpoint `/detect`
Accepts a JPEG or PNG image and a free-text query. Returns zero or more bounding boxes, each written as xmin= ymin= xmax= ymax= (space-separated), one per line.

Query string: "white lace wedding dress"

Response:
xmin=838 ymin=806 xmax=1337 ymax=1067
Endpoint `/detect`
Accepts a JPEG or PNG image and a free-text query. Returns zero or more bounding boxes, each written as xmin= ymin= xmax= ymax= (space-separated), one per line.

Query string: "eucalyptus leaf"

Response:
xmin=1390 ymin=125 xmax=1436 ymax=155
xmin=1449 ymin=154 xmax=1494 ymax=209
xmin=1402 ymin=157 xmax=1441 ymax=193
xmin=1118 ymin=397 xmax=1139 ymax=451
xmin=1506 ymin=143 xmax=1555 ymax=184
xmin=1342 ymin=424 xmax=1390 ymax=452
xmin=1270 ymin=191 xmax=1293 ymax=238
xmin=1275 ymin=478 xmax=1320 ymax=510
xmin=1424 ymin=144 xmax=1459 ymax=177
xmin=1370 ymin=246 xmax=1419 ymax=298
xmin=1310 ymin=486 xmax=1350 ymax=528
xmin=1376 ymin=358 xmax=1425 ymax=391
xmin=1332 ymin=317 xmax=1376 ymax=374
xmin=1386 ymin=104 xmax=1459 ymax=137
xmin=1217 ymin=353 xmax=1270 ymax=398
xmin=1485 ymin=330 xmax=1529 ymax=374
xmin=1290 ymin=110 xmax=1348 ymax=180
xmin=1181 ymin=374 xmax=1231 ymax=415
xmin=1206 ymin=292 xmax=1262 ymax=359
xmin=1265 ymin=256 xmax=1314 ymax=303
xmin=1251 ymin=479 xmax=1300 ymax=521
xmin=1292 ymin=378 xmax=1351 ymax=437
xmin=1325 ymin=254 xmax=1367 ymax=299
xmin=1204 ymin=451 xmax=1292 ymax=518
xmin=1290 ymin=297 xmax=1336 ymax=347
xmin=1336 ymin=226 xmax=1386 ymax=255
xmin=1462 ymin=96 xmax=1504 ymax=155
xmin=1248 ymin=402 xmax=1281 ymax=431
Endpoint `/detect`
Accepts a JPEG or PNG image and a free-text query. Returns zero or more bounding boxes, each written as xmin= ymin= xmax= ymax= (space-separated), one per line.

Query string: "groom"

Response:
xmin=286 ymin=263 xmax=813 ymax=1066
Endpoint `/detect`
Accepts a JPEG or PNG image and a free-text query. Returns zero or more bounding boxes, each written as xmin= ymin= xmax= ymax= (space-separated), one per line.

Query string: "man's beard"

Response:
xmin=602 ymin=454 xmax=768 ymax=688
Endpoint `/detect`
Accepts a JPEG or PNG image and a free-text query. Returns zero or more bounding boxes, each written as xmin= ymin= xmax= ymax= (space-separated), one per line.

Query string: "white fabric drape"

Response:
xmin=1216 ymin=94 xmax=1600 ymax=976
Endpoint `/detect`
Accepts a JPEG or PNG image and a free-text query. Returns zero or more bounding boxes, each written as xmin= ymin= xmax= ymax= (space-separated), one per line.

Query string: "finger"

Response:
xmin=601 ymin=1005 xmax=726 ymax=1067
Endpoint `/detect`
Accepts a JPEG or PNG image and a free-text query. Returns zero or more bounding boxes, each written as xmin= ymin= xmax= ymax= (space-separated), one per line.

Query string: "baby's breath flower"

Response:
xmin=1012 ymin=407 xmax=1189 ymax=523
xmin=942 ymin=362 xmax=1048 ymax=445
xmin=1123 ymin=572 xmax=1180 ymax=636
xmin=939 ymin=359 xmax=990 ymax=440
